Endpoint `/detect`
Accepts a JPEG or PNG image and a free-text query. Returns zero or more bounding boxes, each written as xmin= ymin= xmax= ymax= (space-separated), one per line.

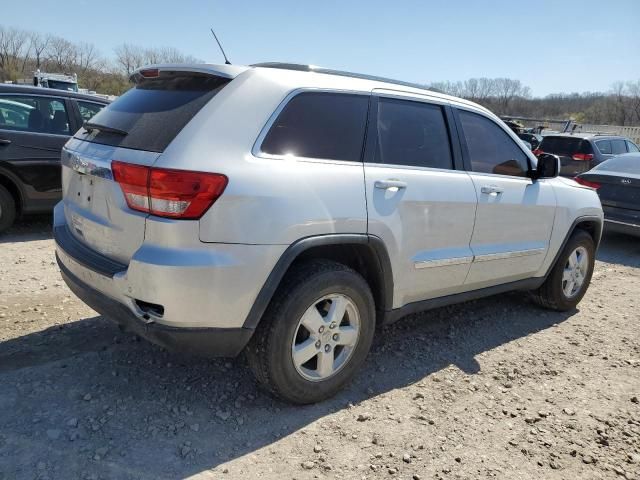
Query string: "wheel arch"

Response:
xmin=544 ymin=215 xmax=603 ymax=280
xmin=0 ymin=165 xmax=24 ymax=216
xmin=242 ymin=234 xmax=394 ymax=330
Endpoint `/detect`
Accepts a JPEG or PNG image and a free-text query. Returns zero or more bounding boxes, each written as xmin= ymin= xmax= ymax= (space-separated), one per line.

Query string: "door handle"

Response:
xmin=375 ymin=179 xmax=407 ymax=190
xmin=0 ymin=138 xmax=11 ymax=145
xmin=480 ymin=185 xmax=504 ymax=195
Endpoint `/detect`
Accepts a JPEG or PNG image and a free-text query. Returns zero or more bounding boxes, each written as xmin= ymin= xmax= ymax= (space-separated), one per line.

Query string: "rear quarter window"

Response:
xmin=75 ymin=72 xmax=230 ymax=152
xmin=260 ymin=92 xmax=369 ymax=162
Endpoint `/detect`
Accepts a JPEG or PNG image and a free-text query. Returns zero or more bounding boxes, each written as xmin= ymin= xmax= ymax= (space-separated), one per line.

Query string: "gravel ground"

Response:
xmin=0 ymin=216 xmax=639 ymax=480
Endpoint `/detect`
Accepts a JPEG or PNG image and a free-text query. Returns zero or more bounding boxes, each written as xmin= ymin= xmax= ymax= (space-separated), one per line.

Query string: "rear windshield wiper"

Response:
xmin=83 ymin=122 xmax=128 ymax=136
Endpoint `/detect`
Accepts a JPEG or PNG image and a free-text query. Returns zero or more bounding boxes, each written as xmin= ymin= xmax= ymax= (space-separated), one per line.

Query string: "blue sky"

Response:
xmin=3 ymin=0 xmax=639 ymax=96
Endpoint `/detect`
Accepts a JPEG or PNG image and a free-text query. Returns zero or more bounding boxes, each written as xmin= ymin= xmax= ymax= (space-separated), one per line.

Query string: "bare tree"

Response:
xmin=0 ymin=26 xmax=30 ymax=79
xmin=611 ymin=81 xmax=631 ymax=125
xmin=626 ymin=80 xmax=640 ymax=125
xmin=493 ymin=78 xmax=529 ymax=112
xmin=47 ymin=36 xmax=77 ymax=71
xmin=76 ymin=42 xmax=101 ymax=75
xmin=29 ymin=31 xmax=50 ymax=69
xmin=114 ymin=43 xmax=145 ymax=76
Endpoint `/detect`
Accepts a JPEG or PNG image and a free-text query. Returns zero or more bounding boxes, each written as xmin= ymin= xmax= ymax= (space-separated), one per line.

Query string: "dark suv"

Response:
xmin=534 ymin=133 xmax=639 ymax=177
xmin=0 ymin=85 xmax=109 ymax=232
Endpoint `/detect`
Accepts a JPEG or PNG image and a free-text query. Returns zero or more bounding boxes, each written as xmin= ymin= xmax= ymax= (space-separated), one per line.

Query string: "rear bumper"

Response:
xmin=57 ymin=255 xmax=253 ymax=357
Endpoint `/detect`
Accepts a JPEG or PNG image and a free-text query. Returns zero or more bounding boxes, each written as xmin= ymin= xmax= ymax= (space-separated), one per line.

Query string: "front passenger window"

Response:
xmin=458 ymin=110 xmax=529 ymax=177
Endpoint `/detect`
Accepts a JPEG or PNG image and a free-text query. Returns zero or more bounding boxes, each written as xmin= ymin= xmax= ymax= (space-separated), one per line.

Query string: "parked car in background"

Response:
xmin=517 ymin=132 xmax=542 ymax=150
xmin=0 ymin=84 xmax=109 ymax=232
xmin=576 ymin=153 xmax=640 ymax=237
xmin=54 ymin=63 xmax=603 ymax=404
xmin=534 ymin=133 xmax=639 ymax=177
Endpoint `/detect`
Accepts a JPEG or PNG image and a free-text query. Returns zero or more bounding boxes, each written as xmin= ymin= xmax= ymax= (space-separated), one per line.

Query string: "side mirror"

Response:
xmin=532 ymin=153 xmax=560 ymax=179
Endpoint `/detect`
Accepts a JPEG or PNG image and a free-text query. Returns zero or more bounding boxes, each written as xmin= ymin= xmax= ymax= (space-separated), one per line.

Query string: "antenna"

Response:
xmin=210 ymin=28 xmax=231 ymax=65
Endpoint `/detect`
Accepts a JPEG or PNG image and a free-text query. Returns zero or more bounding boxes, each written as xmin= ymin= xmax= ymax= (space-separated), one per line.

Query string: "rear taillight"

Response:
xmin=112 ymin=161 xmax=227 ymax=219
xmin=572 ymin=153 xmax=594 ymax=161
xmin=532 ymin=149 xmax=543 ymax=156
xmin=574 ymin=177 xmax=601 ymax=189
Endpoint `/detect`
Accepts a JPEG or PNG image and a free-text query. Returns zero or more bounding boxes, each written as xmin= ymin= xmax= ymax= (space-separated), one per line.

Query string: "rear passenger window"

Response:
xmin=261 ymin=92 xmax=368 ymax=161
xmin=611 ymin=139 xmax=627 ymax=155
xmin=627 ymin=141 xmax=640 ymax=153
xmin=373 ymin=97 xmax=452 ymax=169
xmin=596 ymin=140 xmax=612 ymax=154
xmin=0 ymin=95 xmax=69 ymax=135
xmin=458 ymin=110 xmax=529 ymax=177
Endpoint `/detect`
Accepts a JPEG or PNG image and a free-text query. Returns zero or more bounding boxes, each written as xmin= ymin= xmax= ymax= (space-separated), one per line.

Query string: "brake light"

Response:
xmin=572 ymin=153 xmax=594 ymax=161
xmin=532 ymin=149 xmax=543 ymax=156
xmin=574 ymin=177 xmax=601 ymax=189
xmin=111 ymin=162 xmax=150 ymax=211
xmin=139 ymin=68 xmax=159 ymax=78
xmin=112 ymin=161 xmax=227 ymax=219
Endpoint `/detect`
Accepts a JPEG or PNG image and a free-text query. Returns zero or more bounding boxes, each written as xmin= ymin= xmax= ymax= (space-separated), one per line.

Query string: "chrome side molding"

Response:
xmin=473 ymin=248 xmax=546 ymax=263
xmin=414 ymin=248 xmax=545 ymax=269
xmin=414 ymin=256 xmax=473 ymax=269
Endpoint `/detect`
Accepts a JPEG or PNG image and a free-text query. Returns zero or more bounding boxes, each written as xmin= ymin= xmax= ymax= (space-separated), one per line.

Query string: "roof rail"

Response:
xmin=252 ymin=62 xmax=434 ymax=94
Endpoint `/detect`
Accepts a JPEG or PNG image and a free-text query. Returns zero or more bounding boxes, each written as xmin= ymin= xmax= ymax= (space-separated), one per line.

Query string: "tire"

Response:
xmin=0 ymin=184 xmax=16 ymax=234
xmin=532 ymin=229 xmax=595 ymax=311
xmin=245 ymin=259 xmax=376 ymax=404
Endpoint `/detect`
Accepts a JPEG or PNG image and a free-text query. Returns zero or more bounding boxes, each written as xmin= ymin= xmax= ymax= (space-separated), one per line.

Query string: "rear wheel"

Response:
xmin=0 ymin=184 xmax=16 ymax=234
xmin=246 ymin=259 xmax=375 ymax=404
xmin=532 ymin=230 xmax=595 ymax=311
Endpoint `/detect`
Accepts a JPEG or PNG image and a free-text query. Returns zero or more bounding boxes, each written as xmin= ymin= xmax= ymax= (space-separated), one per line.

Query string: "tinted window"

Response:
xmin=627 ymin=141 xmax=639 ymax=153
xmin=77 ymin=101 xmax=105 ymax=123
xmin=261 ymin=92 xmax=369 ymax=161
xmin=596 ymin=140 xmax=612 ymax=154
xmin=594 ymin=154 xmax=640 ymax=174
xmin=75 ymin=72 xmax=230 ymax=152
xmin=373 ymin=97 xmax=452 ymax=169
xmin=611 ymin=139 xmax=627 ymax=155
xmin=539 ymin=136 xmax=592 ymax=156
xmin=0 ymin=95 xmax=69 ymax=135
xmin=458 ymin=110 xmax=529 ymax=177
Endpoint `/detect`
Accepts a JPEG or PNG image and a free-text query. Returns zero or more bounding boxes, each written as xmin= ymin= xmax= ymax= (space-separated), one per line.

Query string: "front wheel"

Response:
xmin=246 ymin=260 xmax=375 ymax=404
xmin=532 ymin=229 xmax=595 ymax=311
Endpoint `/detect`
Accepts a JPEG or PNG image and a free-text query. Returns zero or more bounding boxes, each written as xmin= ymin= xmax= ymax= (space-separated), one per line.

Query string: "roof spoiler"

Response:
xmin=129 ymin=64 xmax=249 ymax=84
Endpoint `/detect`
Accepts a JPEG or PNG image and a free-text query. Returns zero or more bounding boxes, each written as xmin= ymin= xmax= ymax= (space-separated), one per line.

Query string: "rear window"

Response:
xmin=74 ymin=72 xmax=230 ymax=152
xmin=260 ymin=92 xmax=369 ymax=161
xmin=539 ymin=136 xmax=592 ymax=156
xmin=593 ymin=154 xmax=640 ymax=174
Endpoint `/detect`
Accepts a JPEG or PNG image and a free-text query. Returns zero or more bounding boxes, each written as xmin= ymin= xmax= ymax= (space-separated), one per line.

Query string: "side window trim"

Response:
xmin=452 ymin=106 xmax=534 ymax=179
xmin=252 ymin=88 xmax=371 ymax=164
xmin=362 ymin=92 xmax=463 ymax=172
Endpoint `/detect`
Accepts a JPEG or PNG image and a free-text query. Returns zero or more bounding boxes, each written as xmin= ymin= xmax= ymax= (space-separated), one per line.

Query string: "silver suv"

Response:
xmin=54 ymin=63 xmax=603 ymax=404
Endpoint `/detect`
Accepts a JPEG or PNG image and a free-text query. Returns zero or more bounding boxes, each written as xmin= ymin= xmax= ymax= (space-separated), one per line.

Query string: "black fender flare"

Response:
xmin=242 ymin=234 xmax=394 ymax=330
xmin=543 ymin=214 xmax=603 ymax=280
